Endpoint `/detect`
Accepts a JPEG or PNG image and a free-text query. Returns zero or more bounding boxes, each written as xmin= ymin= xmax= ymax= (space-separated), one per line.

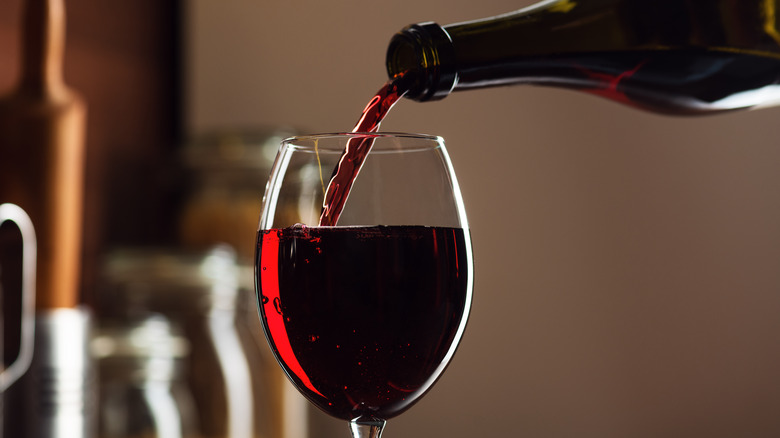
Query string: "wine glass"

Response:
xmin=255 ymin=133 xmax=473 ymax=438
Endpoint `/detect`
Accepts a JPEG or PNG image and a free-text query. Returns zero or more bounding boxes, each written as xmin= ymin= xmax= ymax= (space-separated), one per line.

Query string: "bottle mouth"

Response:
xmin=386 ymin=22 xmax=458 ymax=101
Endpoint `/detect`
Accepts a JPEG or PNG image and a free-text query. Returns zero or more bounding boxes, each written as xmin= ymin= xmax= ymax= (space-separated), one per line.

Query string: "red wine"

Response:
xmin=255 ymin=225 xmax=471 ymax=420
xmin=318 ymin=75 xmax=411 ymax=226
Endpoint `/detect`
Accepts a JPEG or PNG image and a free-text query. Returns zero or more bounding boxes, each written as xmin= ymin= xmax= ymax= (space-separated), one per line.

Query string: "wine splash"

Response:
xmin=318 ymin=74 xmax=412 ymax=226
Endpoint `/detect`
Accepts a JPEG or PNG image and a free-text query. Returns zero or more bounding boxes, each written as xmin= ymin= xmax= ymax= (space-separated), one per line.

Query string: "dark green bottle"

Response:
xmin=386 ymin=0 xmax=780 ymax=114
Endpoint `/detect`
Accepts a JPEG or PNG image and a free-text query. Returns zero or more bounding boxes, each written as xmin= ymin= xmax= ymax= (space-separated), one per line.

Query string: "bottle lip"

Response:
xmin=386 ymin=22 xmax=457 ymax=101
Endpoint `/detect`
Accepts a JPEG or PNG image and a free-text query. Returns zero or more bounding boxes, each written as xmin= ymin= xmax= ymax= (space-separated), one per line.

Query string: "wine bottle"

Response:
xmin=386 ymin=0 xmax=780 ymax=114
xmin=0 ymin=0 xmax=86 ymax=309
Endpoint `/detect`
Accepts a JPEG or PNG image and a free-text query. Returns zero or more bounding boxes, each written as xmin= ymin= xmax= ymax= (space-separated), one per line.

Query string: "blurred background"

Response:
xmin=3 ymin=0 xmax=780 ymax=437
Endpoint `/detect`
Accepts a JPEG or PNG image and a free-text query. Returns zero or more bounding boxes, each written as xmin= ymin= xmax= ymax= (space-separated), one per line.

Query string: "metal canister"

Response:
xmin=25 ymin=307 xmax=95 ymax=438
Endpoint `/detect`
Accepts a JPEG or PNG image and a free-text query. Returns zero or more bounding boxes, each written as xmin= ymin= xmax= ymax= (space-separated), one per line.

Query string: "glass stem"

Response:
xmin=349 ymin=415 xmax=386 ymax=438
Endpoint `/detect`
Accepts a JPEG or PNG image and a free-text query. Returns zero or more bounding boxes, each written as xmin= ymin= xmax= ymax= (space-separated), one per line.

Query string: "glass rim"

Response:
xmin=281 ymin=132 xmax=444 ymax=153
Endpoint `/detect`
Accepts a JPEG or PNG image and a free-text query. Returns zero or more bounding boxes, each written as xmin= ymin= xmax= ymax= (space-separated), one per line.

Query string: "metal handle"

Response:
xmin=0 ymin=203 xmax=37 ymax=391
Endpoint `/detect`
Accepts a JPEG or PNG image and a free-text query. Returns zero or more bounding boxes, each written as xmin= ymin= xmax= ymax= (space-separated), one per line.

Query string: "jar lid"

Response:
xmin=92 ymin=314 xmax=189 ymax=359
xmin=183 ymin=128 xmax=296 ymax=174
xmin=92 ymin=313 xmax=189 ymax=382
xmin=100 ymin=244 xmax=240 ymax=312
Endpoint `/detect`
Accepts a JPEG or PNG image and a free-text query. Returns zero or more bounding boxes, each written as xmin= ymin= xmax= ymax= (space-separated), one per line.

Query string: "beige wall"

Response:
xmin=184 ymin=1 xmax=780 ymax=437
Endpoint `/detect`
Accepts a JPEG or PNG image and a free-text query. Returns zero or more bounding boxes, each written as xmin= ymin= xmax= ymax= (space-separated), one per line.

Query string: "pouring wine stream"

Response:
xmin=319 ymin=75 xmax=411 ymax=226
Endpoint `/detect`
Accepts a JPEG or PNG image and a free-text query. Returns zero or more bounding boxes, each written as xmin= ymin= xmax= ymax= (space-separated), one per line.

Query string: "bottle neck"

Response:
xmin=386 ymin=22 xmax=457 ymax=101
xmin=385 ymin=1 xmax=642 ymax=101
xmin=19 ymin=0 xmax=67 ymax=98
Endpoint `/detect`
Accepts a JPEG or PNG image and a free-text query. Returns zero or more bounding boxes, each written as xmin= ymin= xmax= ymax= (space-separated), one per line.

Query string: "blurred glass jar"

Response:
xmin=178 ymin=129 xmax=295 ymax=261
xmin=98 ymin=245 xmax=286 ymax=438
xmin=176 ymin=129 xmax=308 ymax=438
xmin=92 ymin=313 xmax=197 ymax=438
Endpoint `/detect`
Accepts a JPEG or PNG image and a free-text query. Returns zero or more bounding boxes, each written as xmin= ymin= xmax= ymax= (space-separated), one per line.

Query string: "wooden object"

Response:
xmin=0 ymin=0 xmax=86 ymax=309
